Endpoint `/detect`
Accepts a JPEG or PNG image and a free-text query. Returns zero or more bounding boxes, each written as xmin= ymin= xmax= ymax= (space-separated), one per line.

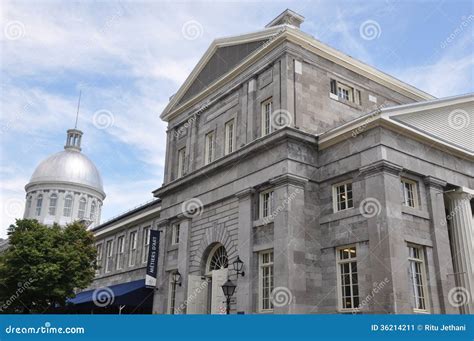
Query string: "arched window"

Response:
xmin=207 ymin=245 xmax=228 ymax=273
xmin=35 ymin=194 xmax=43 ymax=216
xmin=49 ymin=194 xmax=58 ymax=216
xmin=78 ymin=197 xmax=87 ymax=219
xmin=25 ymin=196 xmax=32 ymax=216
xmin=90 ymin=201 xmax=97 ymax=221
xmin=63 ymin=195 xmax=73 ymax=217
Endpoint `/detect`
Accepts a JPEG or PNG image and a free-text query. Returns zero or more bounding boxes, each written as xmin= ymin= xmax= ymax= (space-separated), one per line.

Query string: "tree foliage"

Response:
xmin=0 ymin=219 xmax=97 ymax=313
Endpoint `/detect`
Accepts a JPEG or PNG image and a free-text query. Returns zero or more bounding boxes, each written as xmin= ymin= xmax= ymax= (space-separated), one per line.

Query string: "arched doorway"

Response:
xmin=186 ymin=243 xmax=229 ymax=314
xmin=205 ymin=244 xmax=229 ymax=314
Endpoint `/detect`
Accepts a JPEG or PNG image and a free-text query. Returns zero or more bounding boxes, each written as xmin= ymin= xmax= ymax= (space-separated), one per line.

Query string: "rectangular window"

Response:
xmin=259 ymin=250 xmax=274 ymax=312
xmin=338 ymin=83 xmax=353 ymax=102
xmin=260 ymin=189 xmax=274 ymax=219
xmin=116 ymin=236 xmax=125 ymax=270
xmin=172 ymin=223 xmax=180 ymax=245
xmin=105 ymin=240 xmax=113 ymax=273
xmin=168 ymin=271 xmax=178 ymax=314
xmin=95 ymin=244 xmax=103 ymax=275
xmin=261 ymin=98 xmax=272 ymax=136
xmin=129 ymin=231 xmax=137 ymax=267
xmin=401 ymin=178 xmax=418 ymax=208
xmin=177 ymin=148 xmax=186 ymax=178
xmin=333 ymin=181 xmax=354 ymax=212
xmin=330 ymin=79 xmax=337 ymax=94
xmin=142 ymin=227 xmax=151 ymax=263
xmin=330 ymin=79 xmax=360 ymax=105
xmin=225 ymin=119 xmax=235 ymax=155
xmin=408 ymin=245 xmax=428 ymax=312
xmin=204 ymin=132 xmax=214 ymax=165
xmin=337 ymin=245 xmax=359 ymax=310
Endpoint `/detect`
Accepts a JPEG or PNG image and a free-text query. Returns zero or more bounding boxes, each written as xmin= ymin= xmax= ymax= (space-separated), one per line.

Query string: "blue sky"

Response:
xmin=1 ymin=0 xmax=473 ymax=238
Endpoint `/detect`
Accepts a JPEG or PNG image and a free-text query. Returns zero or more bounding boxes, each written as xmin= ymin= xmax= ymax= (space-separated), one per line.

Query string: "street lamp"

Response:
xmin=221 ymin=279 xmax=237 ymax=315
xmin=172 ymin=271 xmax=182 ymax=286
xmin=232 ymin=256 xmax=245 ymax=277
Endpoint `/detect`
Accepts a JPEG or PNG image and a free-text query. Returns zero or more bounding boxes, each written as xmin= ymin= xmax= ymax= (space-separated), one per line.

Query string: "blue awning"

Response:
xmin=68 ymin=279 xmax=152 ymax=307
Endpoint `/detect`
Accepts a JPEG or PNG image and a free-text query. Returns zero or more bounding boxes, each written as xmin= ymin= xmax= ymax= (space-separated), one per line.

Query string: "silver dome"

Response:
xmin=27 ymin=149 xmax=104 ymax=196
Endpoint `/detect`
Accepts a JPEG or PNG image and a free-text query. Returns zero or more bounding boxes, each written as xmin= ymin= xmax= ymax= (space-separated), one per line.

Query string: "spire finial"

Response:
xmin=75 ymin=90 xmax=82 ymax=129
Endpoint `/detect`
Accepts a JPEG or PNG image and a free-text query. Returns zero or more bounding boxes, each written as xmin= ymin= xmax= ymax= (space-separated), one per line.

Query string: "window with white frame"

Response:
xmin=171 ymin=223 xmax=180 ymax=245
xmin=177 ymin=147 xmax=186 ymax=178
xmin=408 ymin=245 xmax=428 ymax=312
xmin=225 ymin=119 xmax=235 ymax=155
xmin=330 ymin=79 xmax=361 ymax=105
xmin=168 ymin=271 xmax=178 ymax=314
xmin=78 ymin=197 xmax=87 ymax=219
xmin=259 ymin=250 xmax=274 ymax=312
xmin=105 ymin=240 xmax=113 ymax=273
xmin=95 ymin=243 xmax=103 ymax=275
xmin=26 ymin=196 xmax=32 ymax=216
xmin=401 ymin=178 xmax=418 ymax=208
xmin=129 ymin=231 xmax=138 ymax=267
xmin=261 ymin=98 xmax=272 ymax=136
xmin=333 ymin=181 xmax=354 ymax=212
xmin=142 ymin=227 xmax=151 ymax=263
xmin=259 ymin=189 xmax=274 ymax=220
xmin=116 ymin=236 xmax=125 ymax=270
xmin=35 ymin=194 xmax=43 ymax=216
xmin=48 ymin=194 xmax=58 ymax=216
xmin=63 ymin=195 xmax=73 ymax=217
xmin=336 ymin=245 xmax=359 ymax=310
xmin=204 ymin=131 xmax=214 ymax=165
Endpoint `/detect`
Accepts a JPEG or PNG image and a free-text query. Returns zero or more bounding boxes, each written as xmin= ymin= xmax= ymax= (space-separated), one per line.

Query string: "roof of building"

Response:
xmin=91 ymin=198 xmax=161 ymax=233
xmin=160 ymin=9 xmax=434 ymax=122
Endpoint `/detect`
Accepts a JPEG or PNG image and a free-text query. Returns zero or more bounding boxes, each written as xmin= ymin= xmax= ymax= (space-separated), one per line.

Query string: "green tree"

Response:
xmin=0 ymin=219 xmax=97 ymax=313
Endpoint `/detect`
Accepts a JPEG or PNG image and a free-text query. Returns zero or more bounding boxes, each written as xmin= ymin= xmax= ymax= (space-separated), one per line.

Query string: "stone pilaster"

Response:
xmin=152 ymin=219 xmax=169 ymax=314
xmin=445 ymin=188 xmax=474 ymax=314
xmin=176 ymin=218 xmax=191 ymax=314
xmin=270 ymin=173 xmax=307 ymax=313
xmin=235 ymin=187 xmax=255 ymax=313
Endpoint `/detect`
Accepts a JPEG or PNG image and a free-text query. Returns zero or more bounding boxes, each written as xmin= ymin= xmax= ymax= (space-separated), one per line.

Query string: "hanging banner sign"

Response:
xmin=145 ymin=230 xmax=160 ymax=287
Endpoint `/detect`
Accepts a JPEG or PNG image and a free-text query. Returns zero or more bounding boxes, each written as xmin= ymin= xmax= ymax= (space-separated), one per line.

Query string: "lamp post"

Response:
xmin=221 ymin=279 xmax=236 ymax=315
xmin=232 ymin=256 xmax=245 ymax=277
xmin=170 ymin=271 xmax=182 ymax=315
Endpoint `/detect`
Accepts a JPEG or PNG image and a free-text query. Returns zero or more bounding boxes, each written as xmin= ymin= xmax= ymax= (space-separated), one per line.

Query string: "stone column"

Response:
xmin=445 ymin=188 xmax=474 ymax=314
xmin=235 ymin=187 xmax=255 ymax=314
xmin=270 ymin=174 xmax=308 ymax=313
xmin=176 ymin=218 xmax=191 ymax=314
xmin=423 ymin=176 xmax=457 ymax=313
xmin=152 ymin=219 xmax=169 ymax=314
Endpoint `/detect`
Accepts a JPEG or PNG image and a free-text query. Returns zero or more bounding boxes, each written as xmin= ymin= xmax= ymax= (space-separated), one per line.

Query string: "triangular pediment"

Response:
xmin=178 ymin=39 xmax=268 ymax=105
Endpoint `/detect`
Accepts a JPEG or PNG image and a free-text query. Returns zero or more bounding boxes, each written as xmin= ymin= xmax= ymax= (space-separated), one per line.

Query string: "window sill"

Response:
xmin=413 ymin=309 xmax=430 ymax=314
xmin=401 ymin=206 xmax=429 ymax=220
xmin=329 ymin=93 xmax=361 ymax=110
xmin=320 ymin=207 xmax=358 ymax=224
xmin=253 ymin=218 xmax=274 ymax=228
xmin=168 ymin=244 xmax=179 ymax=251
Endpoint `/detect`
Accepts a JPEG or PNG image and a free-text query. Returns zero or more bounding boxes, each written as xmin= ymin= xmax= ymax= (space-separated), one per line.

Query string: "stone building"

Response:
xmin=148 ymin=9 xmax=473 ymax=315
xmin=23 ymin=128 xmax=105 ymax=228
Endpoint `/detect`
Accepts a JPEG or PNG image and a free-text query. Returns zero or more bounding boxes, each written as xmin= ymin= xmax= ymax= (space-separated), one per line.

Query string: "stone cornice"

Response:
xmin=235 ymin=187 xmax=256 ymax=199
xmin=423 ymin=176 xmax=447 ymax=190
xmin=358 ymin=160 xmax=403 ymax=178
xmin=269 ymin=173 xmax=308 ymax=188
